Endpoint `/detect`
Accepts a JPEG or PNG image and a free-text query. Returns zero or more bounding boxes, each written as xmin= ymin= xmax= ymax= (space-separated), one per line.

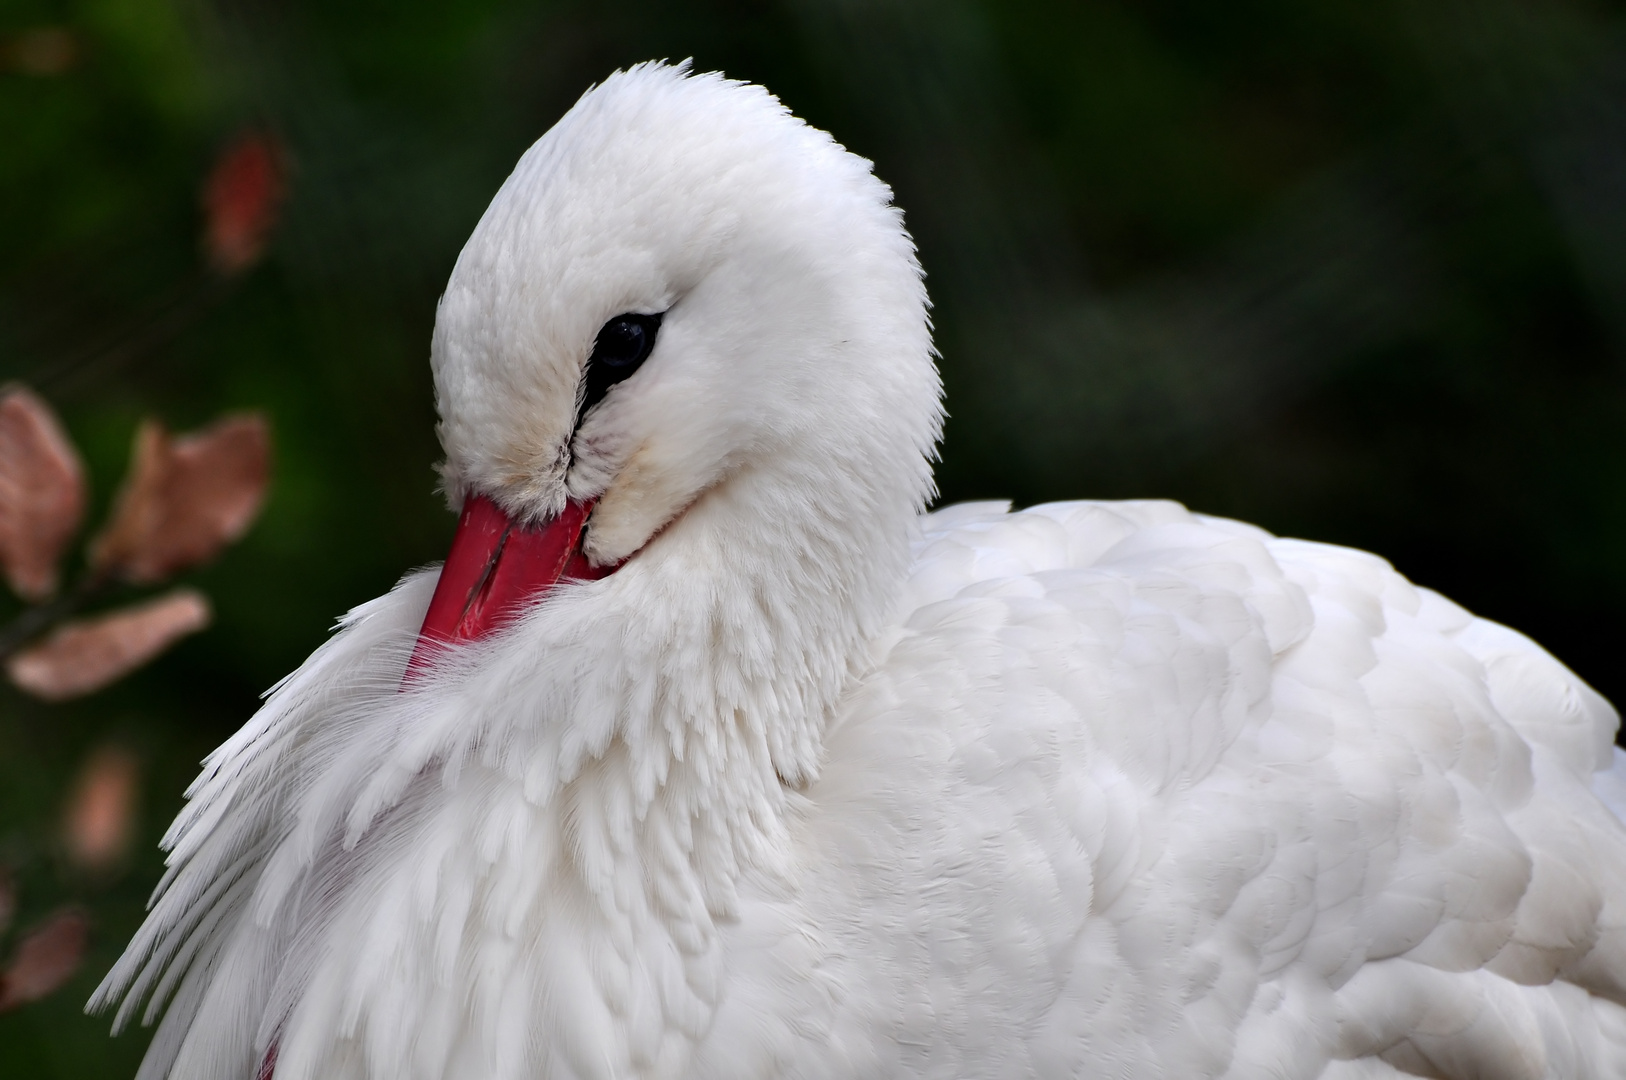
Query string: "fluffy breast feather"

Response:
xmin=700 ymin=499 xmax=1626 ymax=1080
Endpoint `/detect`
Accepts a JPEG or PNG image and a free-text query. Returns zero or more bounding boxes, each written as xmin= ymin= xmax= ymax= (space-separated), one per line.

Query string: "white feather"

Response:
xmin=93 ymin=63 xmax=1626 ymax=1080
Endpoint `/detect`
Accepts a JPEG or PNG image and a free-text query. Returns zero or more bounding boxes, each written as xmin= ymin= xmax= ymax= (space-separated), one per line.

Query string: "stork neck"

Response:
xmin=600 ymin=454 xmax=916 ymax=794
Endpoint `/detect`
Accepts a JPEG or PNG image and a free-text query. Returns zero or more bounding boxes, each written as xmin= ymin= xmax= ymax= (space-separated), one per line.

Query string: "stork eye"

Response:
xmin=594 ymin=314 xmax=659 ymax=369
xmin=579 ymin=312 xmax=662 ymax=423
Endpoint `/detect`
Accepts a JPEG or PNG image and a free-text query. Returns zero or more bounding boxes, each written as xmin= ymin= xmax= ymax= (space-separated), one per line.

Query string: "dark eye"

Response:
xmin=578 ymin=312 xmax=662 ymax=424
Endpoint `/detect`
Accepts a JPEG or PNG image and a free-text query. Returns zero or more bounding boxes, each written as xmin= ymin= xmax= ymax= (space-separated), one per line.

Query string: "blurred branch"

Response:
xmin=0 ymin=386 xmax=269 ymax=1015
xmin=0 ymin=571 xmax=113 ymax=664
xmin=29 ymin=278 xmax=226 ymax=398
xmin=0 ymin=389 xmax=269 ymax=697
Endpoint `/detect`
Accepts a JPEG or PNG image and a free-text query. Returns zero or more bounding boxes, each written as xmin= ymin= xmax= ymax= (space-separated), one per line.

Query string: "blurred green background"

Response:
xmin=4 ymin=0 xmax=1626 ymax=1073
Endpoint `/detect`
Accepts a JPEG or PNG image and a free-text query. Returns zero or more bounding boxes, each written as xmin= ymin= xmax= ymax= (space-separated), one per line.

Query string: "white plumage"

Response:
xmin=93 ymin=63 xmax=1626 ymax=1080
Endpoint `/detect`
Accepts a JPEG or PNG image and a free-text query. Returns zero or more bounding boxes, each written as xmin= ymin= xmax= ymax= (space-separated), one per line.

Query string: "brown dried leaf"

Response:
xmin=63 ymin=746 xmax=140 ymax=872
xmin=90 ymin=414 xmax=270 ymax=584
xmin=0 ymin=28 xmax=80 ymax=76
xmin=0 ymin=908 xmax=89 ymax=1011
xmin=5 ymin=589 xmax=212 ymax=701
xmin=0 ymin=386 xmax=86 ymax=601
xmin=0 ymin=870 xmax=13 ymax=937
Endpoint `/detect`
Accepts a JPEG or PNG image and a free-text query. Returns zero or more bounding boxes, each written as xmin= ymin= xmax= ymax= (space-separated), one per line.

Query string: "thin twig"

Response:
xmin=30 ymin=275 xmax=229 ymax=398
xmin=0 ymin=573 xmax=115 ymax=663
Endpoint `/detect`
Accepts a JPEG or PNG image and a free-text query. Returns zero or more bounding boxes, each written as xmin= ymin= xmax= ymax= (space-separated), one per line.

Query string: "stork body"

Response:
xmin=96 ymin=65 xmax=1626 ymax=1080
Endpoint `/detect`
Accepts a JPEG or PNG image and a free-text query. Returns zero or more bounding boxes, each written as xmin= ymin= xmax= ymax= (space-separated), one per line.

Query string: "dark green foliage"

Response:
xmin=2 ymin=0 xmax=1624 ymax=1073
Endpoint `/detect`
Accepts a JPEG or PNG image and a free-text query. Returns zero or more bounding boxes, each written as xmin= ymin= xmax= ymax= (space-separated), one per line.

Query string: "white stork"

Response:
xmin=94 ymin=62 xmax=1626 ymax=1080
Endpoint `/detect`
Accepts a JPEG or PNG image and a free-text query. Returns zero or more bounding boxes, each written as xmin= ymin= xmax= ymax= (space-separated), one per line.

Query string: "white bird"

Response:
xmin=94 ymin=62 xmax=1626 ymax=1080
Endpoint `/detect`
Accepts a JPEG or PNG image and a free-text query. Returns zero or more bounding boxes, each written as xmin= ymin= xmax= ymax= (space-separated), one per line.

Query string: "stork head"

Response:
xmin=416 ymin=63 xmax=940 ymax=656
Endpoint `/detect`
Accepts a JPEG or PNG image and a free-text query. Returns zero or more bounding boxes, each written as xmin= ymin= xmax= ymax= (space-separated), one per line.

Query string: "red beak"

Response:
xmin=406 ymin=494 xmax=614 ymax=675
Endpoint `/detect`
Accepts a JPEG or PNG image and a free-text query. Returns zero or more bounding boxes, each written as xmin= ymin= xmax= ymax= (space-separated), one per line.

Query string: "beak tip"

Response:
xmin=406 ymin=495 xmax=606 ymax=678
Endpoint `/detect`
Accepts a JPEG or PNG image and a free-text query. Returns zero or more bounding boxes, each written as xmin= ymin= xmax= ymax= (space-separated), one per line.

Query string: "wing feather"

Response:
xmin=89 ymin=570 xmax=437 ymax=1067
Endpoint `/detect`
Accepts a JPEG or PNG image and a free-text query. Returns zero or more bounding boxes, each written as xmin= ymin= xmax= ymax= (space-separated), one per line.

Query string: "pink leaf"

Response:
xmin=203 ymin=132 xmax=287 ymax=276
xmin=90 ymin=414 xmax=270 ymax=585
xmin=6 ymin=589 xmax=212 ymax=701
xmin=63 ymin=746 xmax=140 ymax=872
xmin=0 ymin=908 xmax=89 ymax=1011
xmin=0 ymin=386 xmax=86 ymax=601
